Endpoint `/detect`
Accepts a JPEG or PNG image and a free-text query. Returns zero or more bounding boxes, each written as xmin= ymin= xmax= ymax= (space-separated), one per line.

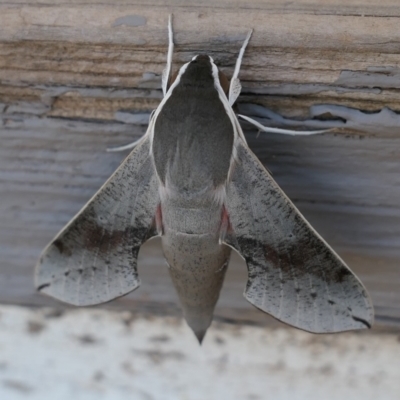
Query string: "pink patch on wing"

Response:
xmin=219 ymin=205 xmax=232 ymax=242
xmin=155 ymin=203 xmax=163 ymax=235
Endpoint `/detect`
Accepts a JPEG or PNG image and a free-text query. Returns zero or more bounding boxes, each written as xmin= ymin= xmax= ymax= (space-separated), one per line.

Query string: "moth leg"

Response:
xmin=106 ymin=137 xmax=145 ymax=152
xmin=106 ymin=110 xmax=157 ymax=152
xmin=238 ymin=114 xmax=335 ymax=136
xmin=161 ymin=14 xmax=174 ymax=97
xmin=228 ymin=29 xmax=253 ymax=106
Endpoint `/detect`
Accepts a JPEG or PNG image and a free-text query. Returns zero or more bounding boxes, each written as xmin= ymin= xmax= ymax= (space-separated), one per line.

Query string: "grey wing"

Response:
xmin=224 ymin=140 xmax=374 ymax=333
xmin=35 ymin=138 xmax=160 ymax=306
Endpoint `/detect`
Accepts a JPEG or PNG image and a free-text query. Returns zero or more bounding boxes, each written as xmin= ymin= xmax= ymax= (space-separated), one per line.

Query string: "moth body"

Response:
xmin=153 ymin=55 xmax=233 ymax=341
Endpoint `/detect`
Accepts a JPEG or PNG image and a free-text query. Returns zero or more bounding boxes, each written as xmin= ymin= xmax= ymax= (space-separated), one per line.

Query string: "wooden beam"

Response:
xmin=0 ymin=1 xmax=399 ymax=330
xmin=1 ymin=0 xmax=400 ymax=126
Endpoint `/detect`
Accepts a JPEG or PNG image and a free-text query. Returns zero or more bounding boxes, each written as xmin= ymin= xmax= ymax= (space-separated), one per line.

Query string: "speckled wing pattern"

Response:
xmin=224 ymin=140 xmax=374 ymax=333
xmin=35 ymin=138 xmax=159 ymax=306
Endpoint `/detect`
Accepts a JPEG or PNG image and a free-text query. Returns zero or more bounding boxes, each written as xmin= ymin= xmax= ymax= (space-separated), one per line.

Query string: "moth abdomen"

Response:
xmin=161 ymin=226 xmax=232 ymax=343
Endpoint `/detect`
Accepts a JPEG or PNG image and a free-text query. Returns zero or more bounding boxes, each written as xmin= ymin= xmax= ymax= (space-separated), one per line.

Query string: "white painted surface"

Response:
xmin=0 ymin=305 xmax=398 ymax=400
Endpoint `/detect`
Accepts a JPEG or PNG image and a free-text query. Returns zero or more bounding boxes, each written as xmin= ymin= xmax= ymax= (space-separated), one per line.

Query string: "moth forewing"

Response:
xmin=35 ymin=138 xmax=160 ymax=306
xmin=223 ymin=141 xmax=374 ymax=333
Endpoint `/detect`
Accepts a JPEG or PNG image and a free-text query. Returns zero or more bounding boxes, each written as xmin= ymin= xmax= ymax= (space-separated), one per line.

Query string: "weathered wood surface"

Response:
xmin=0 ymin=0 xmax=399 ymax=330
xmin=1 ymin=0 xmax=400 ymax=127
xmin=1 ymin=116 xmax=399 ymax=329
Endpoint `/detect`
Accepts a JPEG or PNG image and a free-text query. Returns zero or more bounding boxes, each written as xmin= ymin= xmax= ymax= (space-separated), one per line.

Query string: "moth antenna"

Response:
xmin=228 ymin=29 xmax=253 ymax=105
xmin=232 ymin=29 xmax=253 ymax=82
xmin=161 ymin=14 xmax=174 ymax=97
xmin=238 ymin=114 xmax=336 ymax=136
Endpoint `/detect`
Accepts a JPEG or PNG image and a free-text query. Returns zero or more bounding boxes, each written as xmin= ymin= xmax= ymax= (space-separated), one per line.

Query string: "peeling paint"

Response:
xmin=5 ymin=102 xmax=49 ymax=116
xmin=112 ymin=15 xmax=147 ymax=27
xmin=141 ymin=72 xmax=159 ymax=81
xmin=0 ymin=305 xmax=399 ymax=400
xmin=114 ymin=111 xmax=151 ymax=125
xmin=335 ymin=67 xmax=400 ymax=89
xmin=367 ymin=66 xmax=400 ymax=73
xmin=311 ymin=105 xmax=400 ymax=134
xmin=243 ymin=83 xmax=381 ymax=95
xmin=239 ymin=103 xmax=400 ymax=135
xmin=138 ymin=73 xmax=162 ymax=90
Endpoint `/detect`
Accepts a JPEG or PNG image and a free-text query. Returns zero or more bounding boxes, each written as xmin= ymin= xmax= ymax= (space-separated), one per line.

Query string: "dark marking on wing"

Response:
xmin=352 ymin=316 xmax=371 ymax=329
xmin=238 ymin=235 xmax=354 ymax=285
xmin=53 ymin=240 xmax=64 ymax=254
xmin=54 ymin=239 xmax=72 ymax=256
xmin=37 ymin=283 xmax=50 ymax=291
xmin=83 ymin=223 xmax=149 ymax=255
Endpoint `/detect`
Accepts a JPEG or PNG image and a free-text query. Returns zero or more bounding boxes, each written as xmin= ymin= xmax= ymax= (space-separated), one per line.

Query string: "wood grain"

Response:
xmin=1 ymin=0 xmax=400 ymax=123
xmin=1 ymin=116 xmax=399 ymax=329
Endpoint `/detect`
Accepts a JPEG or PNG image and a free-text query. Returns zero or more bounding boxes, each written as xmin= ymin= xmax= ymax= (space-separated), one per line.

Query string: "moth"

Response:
xmin=36 ymin=16 xmax=374 ymax=343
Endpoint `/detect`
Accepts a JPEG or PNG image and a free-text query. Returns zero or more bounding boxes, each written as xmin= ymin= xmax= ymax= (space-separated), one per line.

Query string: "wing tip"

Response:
xmin=352 ymin=315 xmax=372 ymax=330
xmin=244 ymin=292 xmax=375 ymax=333
xmin=34 ymin=274 xmax=141 ymax=307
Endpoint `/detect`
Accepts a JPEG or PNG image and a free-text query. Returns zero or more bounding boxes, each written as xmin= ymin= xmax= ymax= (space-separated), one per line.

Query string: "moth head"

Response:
xmin=168 ymin=54 xmax=229 ymax=95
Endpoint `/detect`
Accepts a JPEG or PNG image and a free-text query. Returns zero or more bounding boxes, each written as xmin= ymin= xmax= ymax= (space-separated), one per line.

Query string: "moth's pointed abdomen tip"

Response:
xmin=194 ymin=329 xmax=207 ymax=345
xmin=182 ymin=308 xmax=213 ymax=344
xmin=186 ymin=319 xmax=209 ymax=344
